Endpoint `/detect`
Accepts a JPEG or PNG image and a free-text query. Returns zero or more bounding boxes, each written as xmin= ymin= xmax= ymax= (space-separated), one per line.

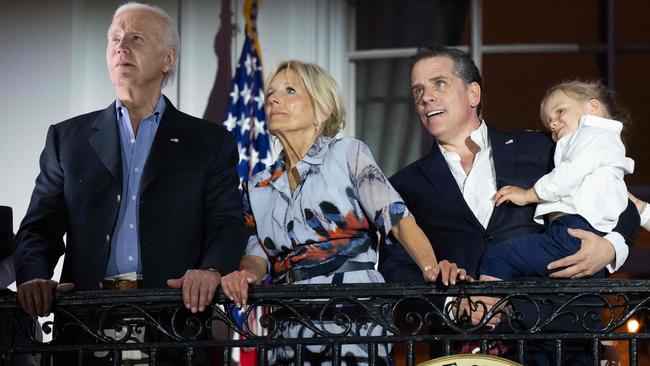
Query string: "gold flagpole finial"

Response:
xmin=243 ymin=0 xmax=263 ymax=68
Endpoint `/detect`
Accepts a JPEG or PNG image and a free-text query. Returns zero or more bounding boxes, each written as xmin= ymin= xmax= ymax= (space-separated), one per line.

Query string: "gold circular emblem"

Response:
xmin=418 ymin=354 xmax=522 ymax=366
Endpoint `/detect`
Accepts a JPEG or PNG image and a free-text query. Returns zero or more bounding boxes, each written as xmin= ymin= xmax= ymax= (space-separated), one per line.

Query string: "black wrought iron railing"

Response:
xmin=1 ymin=279 xmax=649 ymax=365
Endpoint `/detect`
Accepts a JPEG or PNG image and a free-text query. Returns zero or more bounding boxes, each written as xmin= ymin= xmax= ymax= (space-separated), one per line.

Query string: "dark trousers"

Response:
xmin=480 ymin=214 xmax=608 ymax=280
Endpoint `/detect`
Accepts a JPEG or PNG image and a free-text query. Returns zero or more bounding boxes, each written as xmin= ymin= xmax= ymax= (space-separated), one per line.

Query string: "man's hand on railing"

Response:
xmin=17 ymin=279 xmax=75 ymax=319
xmin=167 ymin=269 xmax=221 ymax=314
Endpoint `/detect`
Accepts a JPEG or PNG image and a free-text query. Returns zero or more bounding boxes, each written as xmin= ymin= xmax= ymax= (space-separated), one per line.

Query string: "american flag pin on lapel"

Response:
xmin=170 ymin=138 xmax=179 ymax=143
xmin=505 ymin=139 xmax=514 ymax=145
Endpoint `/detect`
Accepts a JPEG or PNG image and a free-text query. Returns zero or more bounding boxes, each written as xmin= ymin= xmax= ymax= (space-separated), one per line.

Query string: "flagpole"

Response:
xmin=244 ymin=0 xmax=261 ymax=179
xmin=221 ymin=3 xmax=272 ymax=362
xmin=244 ymin=0 xmax=263 ymax=72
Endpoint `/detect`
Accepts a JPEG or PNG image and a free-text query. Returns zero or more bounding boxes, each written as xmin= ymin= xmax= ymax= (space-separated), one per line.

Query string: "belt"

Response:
xmin=283 ymin=260 xmax=375 ymax=284
xmin=100 ymin=278 xmax=143 ymax=290
xmin=548 ymin=211 xmax=569 ymax=222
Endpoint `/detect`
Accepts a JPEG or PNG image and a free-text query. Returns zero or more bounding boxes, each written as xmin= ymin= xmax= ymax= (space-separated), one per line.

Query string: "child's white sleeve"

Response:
xmin=534 ymin=132 xmax=609 ymax=202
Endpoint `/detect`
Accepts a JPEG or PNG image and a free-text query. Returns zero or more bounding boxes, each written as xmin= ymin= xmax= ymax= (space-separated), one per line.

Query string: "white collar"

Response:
xmin=437 ymin=120 xmax=490 ymax=159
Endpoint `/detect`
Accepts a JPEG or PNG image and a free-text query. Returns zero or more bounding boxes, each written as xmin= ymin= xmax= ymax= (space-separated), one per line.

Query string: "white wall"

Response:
xmin=179 ymin=0 xmax=348 ymax=121
xmin=0 ymin=0 xmax=348 ymax=287
xmin=0 ymin=0 xmax=75 ymax=252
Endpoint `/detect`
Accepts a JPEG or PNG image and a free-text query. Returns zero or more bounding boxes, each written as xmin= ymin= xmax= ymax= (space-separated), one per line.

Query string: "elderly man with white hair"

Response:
xmin=14 ymin=0 xmax=245 ymax=333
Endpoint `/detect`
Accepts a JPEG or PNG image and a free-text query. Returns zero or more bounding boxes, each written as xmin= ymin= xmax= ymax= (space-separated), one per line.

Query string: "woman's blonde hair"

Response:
xmin=265 ymin=60 xmax=346 ymax=137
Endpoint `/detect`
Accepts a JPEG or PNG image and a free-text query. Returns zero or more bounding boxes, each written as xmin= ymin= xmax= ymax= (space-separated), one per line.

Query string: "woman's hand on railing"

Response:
xmin=426 ymin=260 xmax=472 ymax=286
xmin=221 ymin=269 xmax=261 ymax=308
xmin=221 ymin=255 xmax=267 ymax=308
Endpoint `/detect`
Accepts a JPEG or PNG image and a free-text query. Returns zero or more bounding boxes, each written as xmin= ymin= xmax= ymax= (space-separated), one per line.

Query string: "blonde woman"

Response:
xmin=222 ymin=61 xmax=467 ymax=365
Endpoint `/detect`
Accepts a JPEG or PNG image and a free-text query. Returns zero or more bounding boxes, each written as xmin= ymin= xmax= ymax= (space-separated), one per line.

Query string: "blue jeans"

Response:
xmin=480 ymin=214 xmax=607 ymax=280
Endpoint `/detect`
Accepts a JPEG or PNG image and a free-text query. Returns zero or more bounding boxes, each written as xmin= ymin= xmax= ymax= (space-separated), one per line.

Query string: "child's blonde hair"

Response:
xmin=540 ymin=80 xmax=630 ymax=140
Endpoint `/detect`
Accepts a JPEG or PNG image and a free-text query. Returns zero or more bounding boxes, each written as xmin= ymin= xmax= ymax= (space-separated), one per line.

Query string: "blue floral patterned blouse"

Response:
xmin=243 ymin=136 xmax=411 ymax=283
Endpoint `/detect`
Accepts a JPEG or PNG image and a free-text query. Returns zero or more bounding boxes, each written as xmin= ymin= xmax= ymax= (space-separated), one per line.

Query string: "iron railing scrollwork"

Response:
xmin=1 ymin=279 xmax=650 ymax=365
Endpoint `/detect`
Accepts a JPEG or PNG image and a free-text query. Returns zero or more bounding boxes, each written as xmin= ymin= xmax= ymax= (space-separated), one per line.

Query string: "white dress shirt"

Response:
xmin=438 ymin=122 xmax=497 ymax=229
xmin=439 ymin=120 xmax=629 ymax=273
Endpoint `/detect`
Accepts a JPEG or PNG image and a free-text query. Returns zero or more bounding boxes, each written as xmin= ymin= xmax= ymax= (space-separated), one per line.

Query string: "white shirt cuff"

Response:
xmin=639 ymin=201 xmax=650 ymax=227
xmin=444 ymin=296 xmax=455 ymax=320
xmin=604 ymin=232 xmax=628 ymax=273
xmin=532 ymin=181 xmax=549 ymax=201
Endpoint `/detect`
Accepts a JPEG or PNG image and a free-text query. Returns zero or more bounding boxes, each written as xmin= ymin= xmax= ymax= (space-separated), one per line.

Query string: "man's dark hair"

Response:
xmin=414 ymin=45 xmax=483 ymax=117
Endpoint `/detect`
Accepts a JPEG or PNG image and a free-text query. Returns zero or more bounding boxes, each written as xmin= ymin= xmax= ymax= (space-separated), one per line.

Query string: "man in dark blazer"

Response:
xmin=14 ymin=3 xmax=246 ymax=320
xmin=380 ymin=45 xmax=638 ymax=285
xmin=378 ymin=46 xmax=639 ymax=363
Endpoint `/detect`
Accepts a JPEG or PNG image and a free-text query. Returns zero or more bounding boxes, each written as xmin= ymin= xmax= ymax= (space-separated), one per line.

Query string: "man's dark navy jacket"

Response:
xmin=14 ymin=97 xmax=247 ymax=290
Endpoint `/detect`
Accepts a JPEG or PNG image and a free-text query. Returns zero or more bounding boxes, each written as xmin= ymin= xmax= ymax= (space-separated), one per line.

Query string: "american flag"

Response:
xmin=223 ymin=24 xmax=273 ymax=183
xmin=223 ymin=1 xmax=270 ymax=364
